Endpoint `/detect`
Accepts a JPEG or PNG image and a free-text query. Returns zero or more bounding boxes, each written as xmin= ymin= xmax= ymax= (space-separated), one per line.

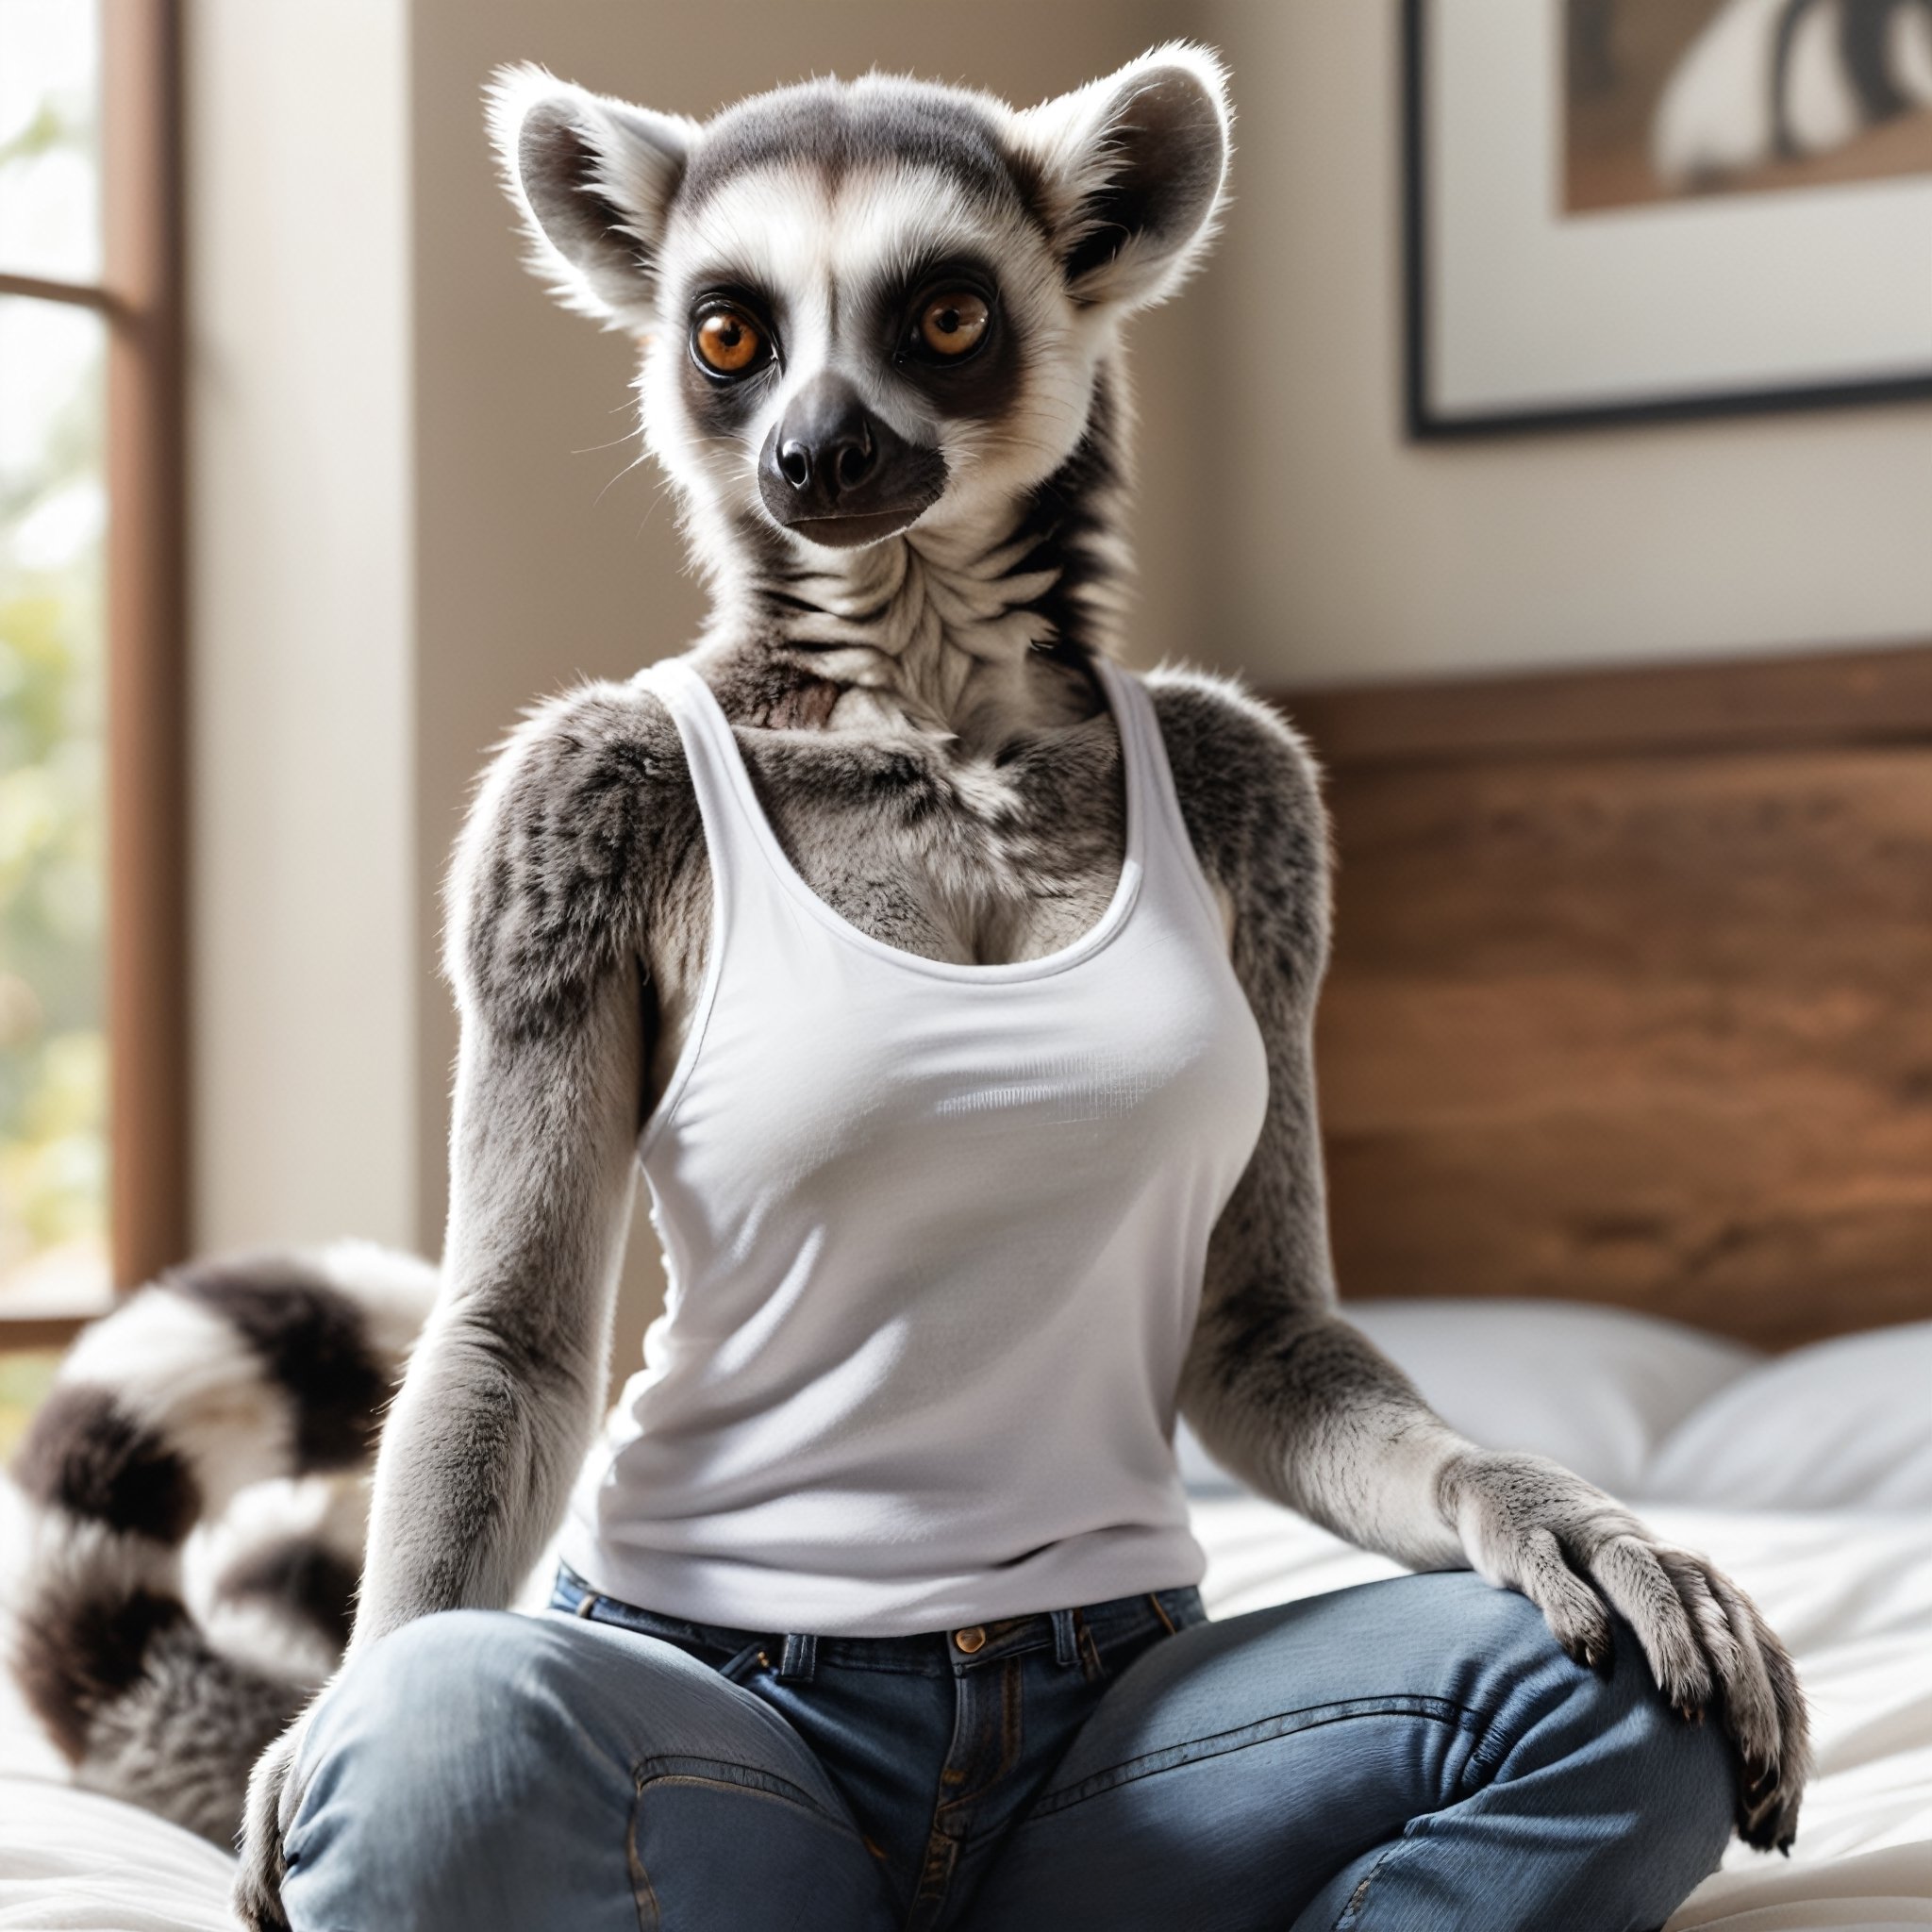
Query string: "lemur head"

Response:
xmin=490 ymin=49 xmax=1229 ymax=658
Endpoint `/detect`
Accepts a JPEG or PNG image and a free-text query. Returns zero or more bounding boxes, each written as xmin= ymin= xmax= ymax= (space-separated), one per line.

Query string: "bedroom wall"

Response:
xmin=1193 ymin=0 xmax=1932 ymax=688
xmin=185 ymin=0 xmax=419 ymax=1255
xmin=183 ymin=0 xmax=1931 ymax=1319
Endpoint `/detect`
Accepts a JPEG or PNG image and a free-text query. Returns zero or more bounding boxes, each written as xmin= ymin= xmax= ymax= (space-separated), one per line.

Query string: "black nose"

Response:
xmin=772 ymin=374 xmax=879 ymax=503
xmin=758 ymin=371 xmax=948 ymax=547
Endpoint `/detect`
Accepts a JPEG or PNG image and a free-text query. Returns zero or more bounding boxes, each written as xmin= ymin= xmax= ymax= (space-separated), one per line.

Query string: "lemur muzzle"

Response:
xmin=759 ymin=371 xmax=946 ymax=548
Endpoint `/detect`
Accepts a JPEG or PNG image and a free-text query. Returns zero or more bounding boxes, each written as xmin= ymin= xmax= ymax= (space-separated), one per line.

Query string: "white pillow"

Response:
xmin=1642 ymin=1322 xmax=1932 ymax=1510
xmin=1176 ymin=1298 xmax=1759 ymax=1499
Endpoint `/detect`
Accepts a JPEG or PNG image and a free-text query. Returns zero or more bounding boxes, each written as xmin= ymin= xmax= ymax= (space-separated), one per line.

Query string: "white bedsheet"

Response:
xmin=3 ymin=1497 xmax=1927 ymax=1929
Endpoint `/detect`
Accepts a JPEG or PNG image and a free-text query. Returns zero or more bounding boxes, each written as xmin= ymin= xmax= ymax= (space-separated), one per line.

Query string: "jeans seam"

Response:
xmin=1029 ymin=1696 xmax=1479 ymax=1818
xmin=1077 ymin=1617 xmax=1108 ymax=1683
xmin=936 ymin=1660 xmax=1027 ymax=1822
xmin=630 ymin=1753 xmax=848 ymax=1828
xmin=1330 ymin=1822 xmax=1434 ymax=1932
xmin=1002 ymin=1657 xmax=1024 ymax=1779
xmin=627 ymin=1757 xmax=867 ymax=1924
xmin=626 ymin=1784 xmax=660 ymax=1932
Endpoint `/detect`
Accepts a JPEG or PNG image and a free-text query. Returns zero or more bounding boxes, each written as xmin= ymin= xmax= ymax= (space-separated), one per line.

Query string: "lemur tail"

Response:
xmin=4 ymin=1241 xmax=438 ymax=1846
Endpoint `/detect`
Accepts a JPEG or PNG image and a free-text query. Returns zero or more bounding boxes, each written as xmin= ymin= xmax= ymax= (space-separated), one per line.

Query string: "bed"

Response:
xmin=1185 ymin=1300 xmax=1932 ymax=1932
xmin=4 ymin=1296 xmax=1930 ymax=1930
xmin=5 ymin=644 xmax=1927 ymax=1924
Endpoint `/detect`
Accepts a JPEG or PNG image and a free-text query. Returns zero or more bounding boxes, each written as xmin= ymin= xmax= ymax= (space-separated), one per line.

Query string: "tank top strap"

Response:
xmin=1092 ymin=658 xmax=1228 ymax=942
xmin=641 ymin=655 xmax=781 ymax=928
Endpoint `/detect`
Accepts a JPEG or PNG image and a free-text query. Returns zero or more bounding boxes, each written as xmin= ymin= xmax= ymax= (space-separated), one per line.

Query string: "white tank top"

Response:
xmin=561 ymin=653 xmax=1270 ymax=1635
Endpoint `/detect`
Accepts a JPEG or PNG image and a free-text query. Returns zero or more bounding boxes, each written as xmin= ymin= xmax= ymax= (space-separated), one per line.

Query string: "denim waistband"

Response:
xmin=549 ymin=1562 xmax=1206 ymax=1679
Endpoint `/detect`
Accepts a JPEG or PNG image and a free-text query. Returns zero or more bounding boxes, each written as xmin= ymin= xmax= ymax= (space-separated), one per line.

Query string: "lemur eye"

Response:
xmin=917 ymin=291 xmax=990 ymax=358
xmin=692 ymin=308 xmax=765 ymax=376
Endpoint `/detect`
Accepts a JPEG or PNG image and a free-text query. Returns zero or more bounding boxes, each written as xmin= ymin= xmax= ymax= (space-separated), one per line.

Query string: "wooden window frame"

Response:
xmin=1 ymin=0 xmax=186 ymax=1348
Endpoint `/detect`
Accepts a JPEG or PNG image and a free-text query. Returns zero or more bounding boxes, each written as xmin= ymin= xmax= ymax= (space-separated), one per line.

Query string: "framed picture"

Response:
xmin=1405 ymin=0 xmax=1932 ymax=436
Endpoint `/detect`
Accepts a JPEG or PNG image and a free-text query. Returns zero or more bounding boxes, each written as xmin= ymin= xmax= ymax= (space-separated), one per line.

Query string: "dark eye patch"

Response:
xmin=677 ymin=277 xmax=785 ymax=428
xmin=874 ymin=256 xmax=1022 ymax=425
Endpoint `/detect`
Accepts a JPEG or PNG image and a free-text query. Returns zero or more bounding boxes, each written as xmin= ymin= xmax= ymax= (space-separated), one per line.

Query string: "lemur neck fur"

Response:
xmin=700 ymin=368 xmax=1131 ymax=750
xmin=751 ymin=520 xmax=1086 ymax=741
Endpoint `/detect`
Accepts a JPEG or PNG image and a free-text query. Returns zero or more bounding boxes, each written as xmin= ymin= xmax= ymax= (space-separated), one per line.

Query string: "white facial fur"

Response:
xmin=641 ymin=159 xmax=1107 ymax=569
xmin=491 ymin=47 xmax=1232 ymax=596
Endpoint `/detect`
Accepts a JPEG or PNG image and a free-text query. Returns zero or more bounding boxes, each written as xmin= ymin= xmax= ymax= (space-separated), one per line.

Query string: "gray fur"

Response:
xmin=3 ymin=48 xmax=1814 ymax=1926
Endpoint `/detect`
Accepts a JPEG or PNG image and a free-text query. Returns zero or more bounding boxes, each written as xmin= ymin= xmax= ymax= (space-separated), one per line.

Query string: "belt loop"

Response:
xmin=1076 ymin=1612 xmax=1106 ymax=1683
xmin=778 ymin=1632 xmax=818 ymax=1683
xmin=1051 ymin=1608 xmax=1077 ymax=1669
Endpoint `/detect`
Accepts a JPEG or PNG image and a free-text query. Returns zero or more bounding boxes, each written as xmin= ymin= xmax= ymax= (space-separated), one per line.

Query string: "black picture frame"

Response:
xmin=1403 ymin=0 xmax=1932 ymax=439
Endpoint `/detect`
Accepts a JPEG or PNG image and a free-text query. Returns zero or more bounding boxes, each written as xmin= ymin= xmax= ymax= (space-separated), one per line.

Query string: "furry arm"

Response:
xmin=237 ymin=966 xmax=643 ymax=1932
xmin=1154 ymin=667 xmax=1808 ymax=1852
xmin=1149 ymin=670 xmax=1461 ymax=1561
xmin=235 ymin=686 xmax=675 ymax=1932
xmin=353 ymin=686 xmax=667 ymax=1646
xmin=351 ymin=967 xmax=641 ymax=1644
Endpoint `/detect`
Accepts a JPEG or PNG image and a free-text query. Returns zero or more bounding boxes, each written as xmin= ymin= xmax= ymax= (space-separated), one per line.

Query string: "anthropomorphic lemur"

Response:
xmin=3 ymin=47 xmax=1808 ymax=1928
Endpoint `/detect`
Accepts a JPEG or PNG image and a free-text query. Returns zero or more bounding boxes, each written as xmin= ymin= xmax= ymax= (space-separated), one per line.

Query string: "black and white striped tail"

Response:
xmin=5 ymin=1241 xmax=438 ymax=1844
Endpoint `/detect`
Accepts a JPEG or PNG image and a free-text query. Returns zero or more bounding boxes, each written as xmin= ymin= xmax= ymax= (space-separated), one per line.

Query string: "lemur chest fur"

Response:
xmin=641 ymin=658 xmax=1128 ymax=1117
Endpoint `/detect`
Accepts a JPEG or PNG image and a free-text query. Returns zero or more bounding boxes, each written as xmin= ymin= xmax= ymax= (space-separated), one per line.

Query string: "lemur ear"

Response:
xmin=1011 ymin=43 xmax=1232 ymax=313
xmin=487 ymin=63 xmax=700 ymax=331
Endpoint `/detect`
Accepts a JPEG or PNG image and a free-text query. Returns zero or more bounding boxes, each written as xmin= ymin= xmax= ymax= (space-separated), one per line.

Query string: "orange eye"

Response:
xmin=918 ymin=290 xmax=990 ymax=358
xmin=693 ymin=308 xmax=763 ymax=375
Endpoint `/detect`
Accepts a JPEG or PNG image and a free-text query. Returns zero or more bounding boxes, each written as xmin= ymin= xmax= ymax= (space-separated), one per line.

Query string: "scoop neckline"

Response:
xmin=661 ymin=654 xmax=1147 ymax=985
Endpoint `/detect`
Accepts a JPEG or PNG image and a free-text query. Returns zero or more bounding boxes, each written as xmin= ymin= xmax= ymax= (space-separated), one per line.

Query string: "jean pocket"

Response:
xmin=716 ymin=1640 xmax=771 ymax=1683
xmin=1156 ymin=1587 xmax=1208 ymax=1633
xmin=1085 ymin=1608 xmax=1176 ymax=1682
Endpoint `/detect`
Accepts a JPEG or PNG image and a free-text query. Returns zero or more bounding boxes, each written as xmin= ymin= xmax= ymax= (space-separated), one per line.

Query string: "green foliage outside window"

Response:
xmin=1 ymin=3 xmax=108 ymax=1310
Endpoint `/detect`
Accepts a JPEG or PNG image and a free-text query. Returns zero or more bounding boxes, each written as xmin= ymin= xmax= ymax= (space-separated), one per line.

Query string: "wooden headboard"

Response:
xmin=1271 ymin=642 xmax=1932 ymax=1351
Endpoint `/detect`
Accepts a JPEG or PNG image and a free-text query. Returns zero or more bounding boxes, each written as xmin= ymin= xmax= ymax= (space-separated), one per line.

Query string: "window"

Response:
xmin=0 ymin=0 xmax=183 ymax=1356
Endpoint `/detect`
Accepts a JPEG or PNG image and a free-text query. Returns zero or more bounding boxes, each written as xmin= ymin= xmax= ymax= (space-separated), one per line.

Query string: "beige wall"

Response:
xmin=1196 ymin=0 xmax=1932 ymax=689
xmin=186 ymin=0 xmax=418 ymax=1254
xmin=186 ymin=0 xmax=1931 ymax=1289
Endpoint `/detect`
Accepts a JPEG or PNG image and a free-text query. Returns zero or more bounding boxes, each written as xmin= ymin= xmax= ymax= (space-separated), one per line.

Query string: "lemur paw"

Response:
xmin=232 ymin=1711 xmax=310 ymax=1932
xmin=1440 ymin=1448 xmax=1811 ymax=1852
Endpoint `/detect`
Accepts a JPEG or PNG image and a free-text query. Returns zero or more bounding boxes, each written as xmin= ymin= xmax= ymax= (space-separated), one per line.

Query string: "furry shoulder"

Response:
xmin=444 ymin=675 xmax=697 ymax=1038
xmin=1143 ymin=660 xmax=1333 ymax=995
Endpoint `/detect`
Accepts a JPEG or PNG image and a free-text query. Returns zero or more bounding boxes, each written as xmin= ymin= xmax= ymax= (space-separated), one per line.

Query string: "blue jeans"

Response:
xmin=282 ymin=1565 xmax=1733 ymax=1931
